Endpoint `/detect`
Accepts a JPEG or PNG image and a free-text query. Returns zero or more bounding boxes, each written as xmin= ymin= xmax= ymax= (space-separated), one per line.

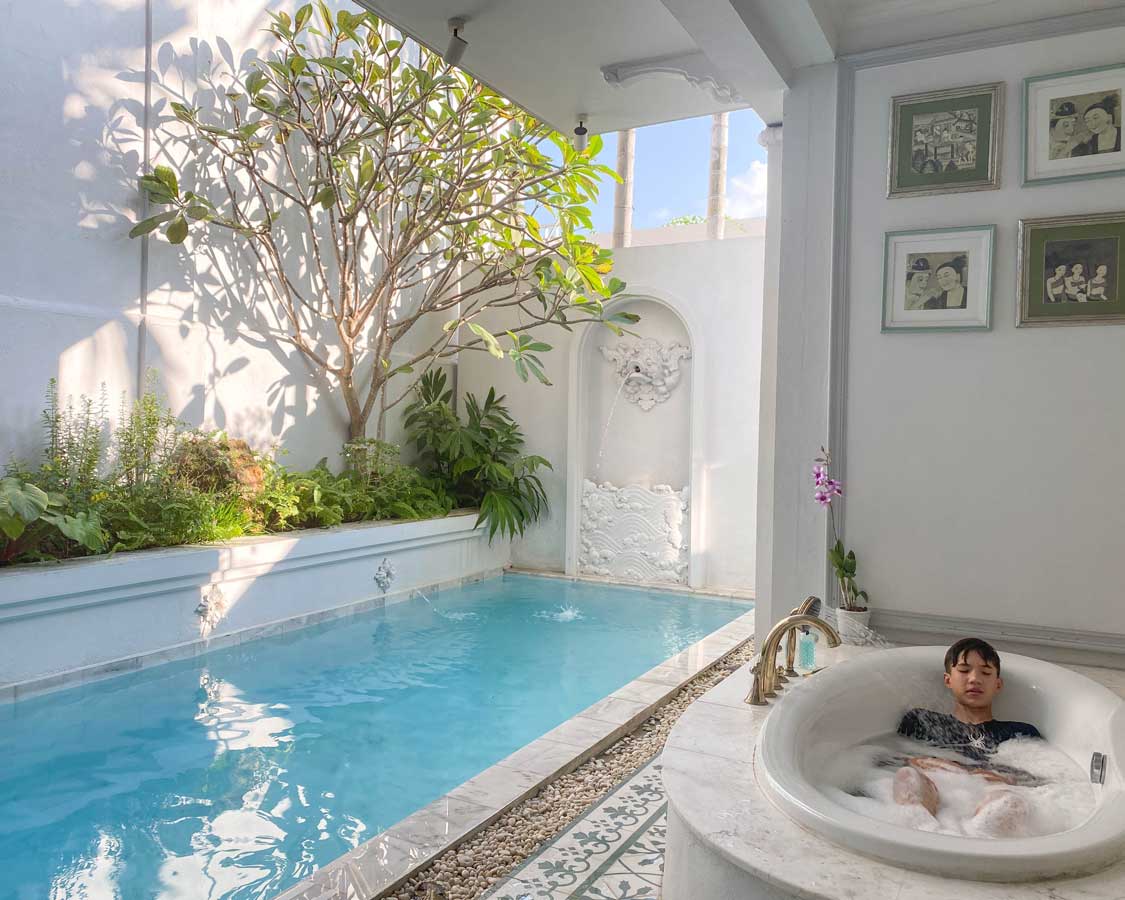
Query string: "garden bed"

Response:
xmin=0 ymin=511 xmax=508 ymax=695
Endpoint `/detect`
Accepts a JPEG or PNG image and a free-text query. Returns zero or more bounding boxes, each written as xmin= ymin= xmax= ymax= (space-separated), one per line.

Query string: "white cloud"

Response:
xmin=725 ymin=160 xmax=768 ymax=218
xmin=651 ymin=206 xmax=672 ymax=224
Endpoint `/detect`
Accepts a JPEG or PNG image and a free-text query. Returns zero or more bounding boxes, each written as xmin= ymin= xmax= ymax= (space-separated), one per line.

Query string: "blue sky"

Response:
xmin=584 ymin=107 xmax=767 ymax=233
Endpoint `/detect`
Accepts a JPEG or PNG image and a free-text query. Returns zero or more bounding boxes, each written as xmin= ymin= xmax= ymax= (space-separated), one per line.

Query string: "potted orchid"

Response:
xmin=813 ymin=448 xmax=870 ymax=642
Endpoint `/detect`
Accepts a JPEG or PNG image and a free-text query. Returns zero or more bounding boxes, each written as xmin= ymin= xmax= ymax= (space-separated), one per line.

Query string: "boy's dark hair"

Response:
xmin=944 ymin=637 xmax=1001 ymax=673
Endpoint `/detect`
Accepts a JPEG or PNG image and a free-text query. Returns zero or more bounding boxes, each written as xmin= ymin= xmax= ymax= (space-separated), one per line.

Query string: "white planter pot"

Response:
xmin=835 ymin=607 xmax=872 ymax=644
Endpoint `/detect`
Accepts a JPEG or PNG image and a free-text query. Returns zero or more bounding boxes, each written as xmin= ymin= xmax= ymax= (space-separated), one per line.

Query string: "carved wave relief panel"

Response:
xmin=578 ymin=479 xmax=689 ymax=584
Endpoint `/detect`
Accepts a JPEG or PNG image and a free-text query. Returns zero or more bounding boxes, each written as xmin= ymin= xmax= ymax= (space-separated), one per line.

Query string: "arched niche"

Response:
xmin=565 ymin=288 xmax=706 ymax=588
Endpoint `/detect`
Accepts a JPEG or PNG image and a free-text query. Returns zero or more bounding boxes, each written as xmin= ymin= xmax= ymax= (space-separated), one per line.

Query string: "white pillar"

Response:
xmin=755 ymin=63 xmax=845 ymax=634
xmin=707 ymin=112 xmax=729 ymax=240
xmin=613 ymin=129 xmax=635 ymax=249
xmin=755 ymin=122 xmax=783 ymax=629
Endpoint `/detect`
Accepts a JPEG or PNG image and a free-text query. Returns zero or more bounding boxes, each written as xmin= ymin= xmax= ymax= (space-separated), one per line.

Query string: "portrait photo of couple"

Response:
xmin=1049 ymin=91 xmax=1122 ymax=160
xmin=1026 ymin=64 xmax=1125 ymax=185
xmin=904 ymin=253 xmax=969 ymax=310
xmin=1043 ymin=238 xmax=1117 ymax=303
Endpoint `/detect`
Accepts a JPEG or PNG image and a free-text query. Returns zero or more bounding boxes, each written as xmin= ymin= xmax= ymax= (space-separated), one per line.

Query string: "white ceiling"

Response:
xmin=355 ymin=0 xmax=1125 ymax=135
xmin=356 ymin=0 xmax=786 ymax=132
xmin=820 ymin=0 xmax=1125 ymax=55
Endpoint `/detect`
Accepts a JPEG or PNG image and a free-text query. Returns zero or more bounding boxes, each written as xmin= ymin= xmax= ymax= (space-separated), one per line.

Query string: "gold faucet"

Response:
xmin=745 ymin=604 xmax=841 ymax=706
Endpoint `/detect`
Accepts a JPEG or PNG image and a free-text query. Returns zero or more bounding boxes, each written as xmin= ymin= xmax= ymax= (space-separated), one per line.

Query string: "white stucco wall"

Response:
xmin=845 ymin=26 xmax=1125 ymax=635
xmin=0 ymin=0 xmax=439 ymax=471
xmin=458 ymin=234 xmax=764 ymax=594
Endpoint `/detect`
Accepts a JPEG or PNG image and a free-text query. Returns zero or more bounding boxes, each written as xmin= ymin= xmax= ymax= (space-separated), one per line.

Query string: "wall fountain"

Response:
xmin=575 ymin=305 xmax=694 ymax=585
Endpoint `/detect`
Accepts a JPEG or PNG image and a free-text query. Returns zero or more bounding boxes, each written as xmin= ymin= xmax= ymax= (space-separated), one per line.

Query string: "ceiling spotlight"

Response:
xmin=573 ymin=119 xmax=589 ymax=151
xmin=444 ymin=17 xmax=468 ymax=66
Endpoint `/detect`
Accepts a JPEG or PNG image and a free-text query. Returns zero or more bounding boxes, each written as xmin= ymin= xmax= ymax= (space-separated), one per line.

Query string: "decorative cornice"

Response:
xmin=602 ymin=51 xmax=743 ymax=105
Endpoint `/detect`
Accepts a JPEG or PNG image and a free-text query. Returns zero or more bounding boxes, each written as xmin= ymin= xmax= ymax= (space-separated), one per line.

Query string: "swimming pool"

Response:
xmin=0 ymin=573 xmax=749 ymax=900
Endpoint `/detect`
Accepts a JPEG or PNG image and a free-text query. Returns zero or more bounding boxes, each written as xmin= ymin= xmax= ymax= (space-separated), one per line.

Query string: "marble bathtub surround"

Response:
xmin=277 ymin=618 xmax=757 ymax=900
xmin=661 ymin=646 xmax=1125 ymax=900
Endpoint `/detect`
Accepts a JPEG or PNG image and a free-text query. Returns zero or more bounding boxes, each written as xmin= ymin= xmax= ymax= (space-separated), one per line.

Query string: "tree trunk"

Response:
xmin=340 ymin=376 xmax=368 ymax=442
xmin=348 ymin=413 xmax=367 ymax=442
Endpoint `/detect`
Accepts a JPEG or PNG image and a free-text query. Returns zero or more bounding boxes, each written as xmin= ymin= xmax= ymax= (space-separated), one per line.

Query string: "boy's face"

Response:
xmin=944 ymin=650 xmax=1002 ymax=709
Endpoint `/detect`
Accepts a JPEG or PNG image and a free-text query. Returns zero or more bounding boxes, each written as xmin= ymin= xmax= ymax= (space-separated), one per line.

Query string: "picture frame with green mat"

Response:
xmin=888 ymin=82 xmax=1004 ymax=199
xmin=1018 ymin=212 xmax=1125 ymax=327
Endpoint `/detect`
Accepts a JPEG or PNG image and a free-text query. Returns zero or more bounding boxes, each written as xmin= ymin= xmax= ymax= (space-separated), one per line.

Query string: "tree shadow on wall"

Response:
xmin=98 ymin=25 xmax=356 ymax=464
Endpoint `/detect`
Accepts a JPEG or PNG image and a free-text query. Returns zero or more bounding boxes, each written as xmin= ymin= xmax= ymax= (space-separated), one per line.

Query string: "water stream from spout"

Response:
xmin=593 ymin=370 xmax=641 ymax=481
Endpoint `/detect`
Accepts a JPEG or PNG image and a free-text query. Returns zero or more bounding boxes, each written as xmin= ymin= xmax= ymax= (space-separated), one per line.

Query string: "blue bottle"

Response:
xmin=798 ymin=628 xmax=816 ymax=670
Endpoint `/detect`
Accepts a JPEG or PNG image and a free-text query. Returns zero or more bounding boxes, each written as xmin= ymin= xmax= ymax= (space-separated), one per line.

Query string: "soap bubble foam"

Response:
xmin=819 ymin=732 xmax=1097 ymax=838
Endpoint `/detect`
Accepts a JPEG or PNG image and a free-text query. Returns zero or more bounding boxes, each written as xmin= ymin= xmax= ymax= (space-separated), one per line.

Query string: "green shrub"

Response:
xmin=404 ymin=370 xmax=550 ymax=540
xmin=98 ymin=481 xmax=250 ymax=551
xmin=113 ymin=371 xmax=183 ymax=489
xmin=0 ymin=477 xmax=106 ymax=564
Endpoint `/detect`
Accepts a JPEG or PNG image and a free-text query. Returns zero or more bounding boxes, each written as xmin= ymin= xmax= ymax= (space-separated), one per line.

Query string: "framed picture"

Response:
xmin=888 ymin=82 xmax=1004 ymax=198
xmin=1017 ymin=212 xmax=1125 ymax=327
xmin=882 ymin=225 xmax=995 ymax=332
xmin=1024 ymin=63 xmax=1125 ymax=186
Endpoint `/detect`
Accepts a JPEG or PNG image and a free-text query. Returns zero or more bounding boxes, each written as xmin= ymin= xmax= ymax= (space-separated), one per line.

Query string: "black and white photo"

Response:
xmin=1019 ymin=213 xmax=1125 ymax=326
xmin=883 ymin=227 xmax=994 ymax=331
xmin=1025 ymin=64 xmax=1125 ymax=185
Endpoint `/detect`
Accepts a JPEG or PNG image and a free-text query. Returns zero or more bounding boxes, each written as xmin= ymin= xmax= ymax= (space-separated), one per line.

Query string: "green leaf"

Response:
xmin=468 ymin=323 xmax=504 ymax=359
xmin=0 ymin=478 xmax=49 ymax=523
xmin=0 ymin=511 xmax=26 ymax=540
xmin=315 ymin=186 xmax=336 ymax=208
xmin=152 ymin=165 xmax=179 ymax=199
xmin=128 ymin=210 xmax=178 ymax=238
xmin=245 ymin=70 xmax=268 ymax=95
xmin=48 ymin=510 xmax=106 ymax=552
xmin=294 ymin=3 xmax=313 ymax=32
xmin=166 ymin=216 xmax=189 ymax=244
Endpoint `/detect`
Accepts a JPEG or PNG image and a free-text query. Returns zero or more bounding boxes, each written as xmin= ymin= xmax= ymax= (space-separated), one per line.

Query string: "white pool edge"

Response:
xmin=273 ymin=607 xmax=757 ymax=900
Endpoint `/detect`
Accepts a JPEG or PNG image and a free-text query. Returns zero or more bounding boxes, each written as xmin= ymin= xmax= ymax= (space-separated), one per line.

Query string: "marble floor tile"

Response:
xmin=484 ymin=757 xmax=667 ymax=900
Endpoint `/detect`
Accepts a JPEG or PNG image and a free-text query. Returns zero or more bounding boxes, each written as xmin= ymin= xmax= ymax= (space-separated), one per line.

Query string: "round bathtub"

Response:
xmin=755 ymin=646 xmax=1125 ymax=881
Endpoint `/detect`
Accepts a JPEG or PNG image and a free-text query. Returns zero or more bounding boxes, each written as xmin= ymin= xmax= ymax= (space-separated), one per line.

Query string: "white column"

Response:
xmin=707 ymin=112 xmax=729 ymax=240
xmin=613 ymin=129 xmax=635 ymax=248
xmin=755 ymin=122 xmax=783 ymax=629
xmin=756 ymin=63 xmax=844 ymax=633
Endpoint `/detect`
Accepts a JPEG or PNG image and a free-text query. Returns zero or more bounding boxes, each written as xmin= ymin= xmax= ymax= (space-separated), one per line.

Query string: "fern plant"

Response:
xmin=404 ymin=370 xmax=551 ymax=540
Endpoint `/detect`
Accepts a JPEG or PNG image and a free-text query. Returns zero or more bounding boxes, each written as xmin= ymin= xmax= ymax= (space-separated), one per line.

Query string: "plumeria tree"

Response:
xmin=131 ymin=4 xmax=634 ymax=440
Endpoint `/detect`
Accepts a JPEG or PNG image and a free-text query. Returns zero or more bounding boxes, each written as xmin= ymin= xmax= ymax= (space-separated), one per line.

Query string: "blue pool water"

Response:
xmin=0 ymin=573 xmax=749 ymax=900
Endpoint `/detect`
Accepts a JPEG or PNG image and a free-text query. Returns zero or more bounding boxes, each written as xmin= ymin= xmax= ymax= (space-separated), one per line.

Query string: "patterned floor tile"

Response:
xmin=483 ymin=757 xmax=667 ymax=900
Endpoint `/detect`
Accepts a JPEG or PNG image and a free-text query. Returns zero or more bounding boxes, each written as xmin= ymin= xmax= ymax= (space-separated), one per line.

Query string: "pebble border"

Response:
xmin=388 ymin=638 xmax=757 ymax=900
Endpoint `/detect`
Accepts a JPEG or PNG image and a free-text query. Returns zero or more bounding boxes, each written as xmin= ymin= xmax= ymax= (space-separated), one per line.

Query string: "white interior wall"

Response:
xmin=0 ymin=0 xmax=439 ymax=472
xmin=845 ymin=26 xmax=1125 ymax=636
xmin=459 ymin=235 xmax=764 ymax=594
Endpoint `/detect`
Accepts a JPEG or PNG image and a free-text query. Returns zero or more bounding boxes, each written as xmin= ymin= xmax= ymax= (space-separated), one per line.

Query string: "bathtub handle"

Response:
xmin=1091 ymin=752 xmax=1108 ymax=784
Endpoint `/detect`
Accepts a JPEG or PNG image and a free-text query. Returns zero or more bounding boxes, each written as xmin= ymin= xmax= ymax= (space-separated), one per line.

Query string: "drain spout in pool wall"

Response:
xmin=746 ymin=611 xmax=840 ymax=706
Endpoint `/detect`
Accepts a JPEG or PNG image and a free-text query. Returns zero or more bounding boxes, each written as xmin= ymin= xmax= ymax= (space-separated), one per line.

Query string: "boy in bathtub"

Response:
xmin=890 ymin=637 xmax=1042 ymax=836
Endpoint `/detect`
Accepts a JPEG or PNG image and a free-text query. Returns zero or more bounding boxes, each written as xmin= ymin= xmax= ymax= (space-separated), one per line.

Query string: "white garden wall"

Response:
xmin=0 ymin=514 xmax=509 ymax=693
xmin=458 ymin=234 xmax=765 ymax=594
xmin=0 ymin=0 xmax=440 ymax=471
